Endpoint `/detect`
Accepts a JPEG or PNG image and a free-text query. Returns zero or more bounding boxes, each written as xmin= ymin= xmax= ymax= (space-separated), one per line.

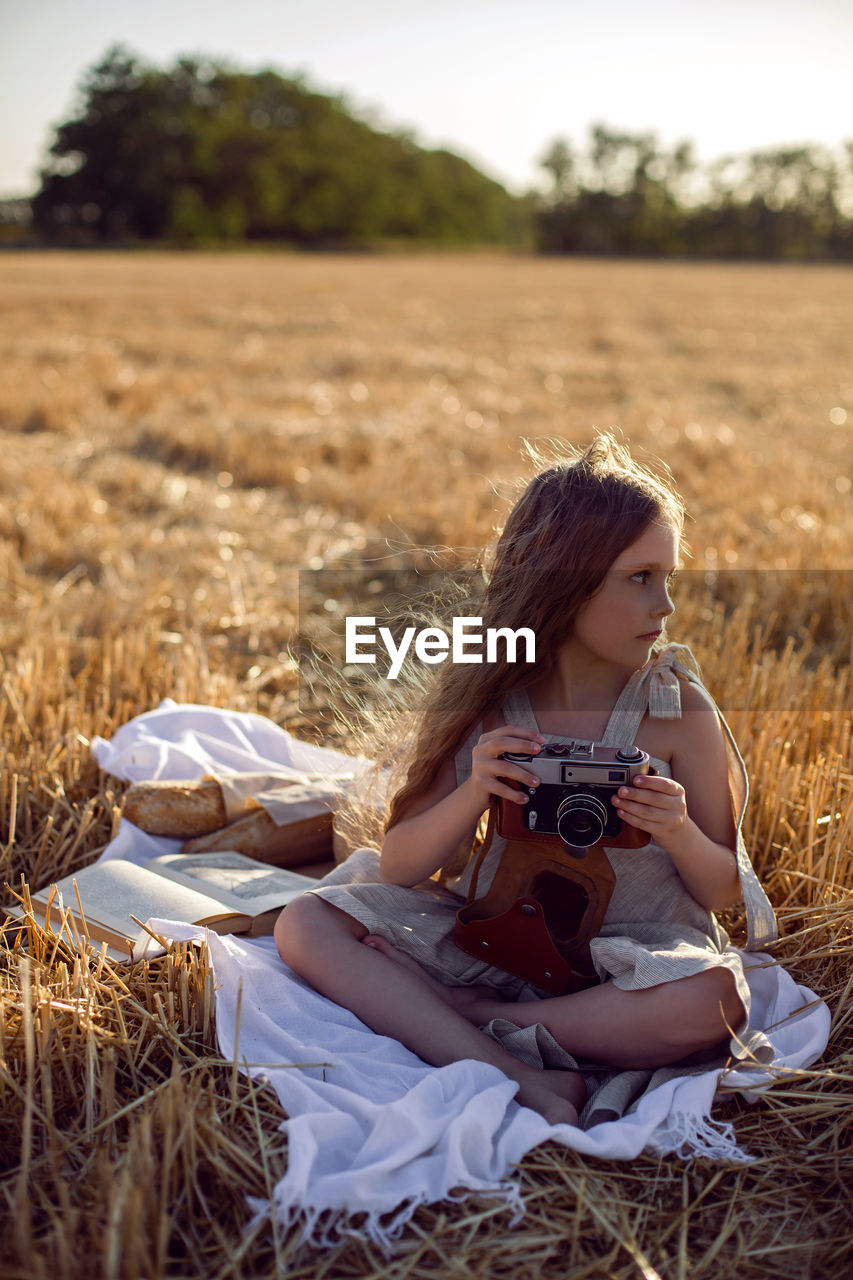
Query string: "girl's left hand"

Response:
xmin=612 ymin=774 xmax=690 ymax=854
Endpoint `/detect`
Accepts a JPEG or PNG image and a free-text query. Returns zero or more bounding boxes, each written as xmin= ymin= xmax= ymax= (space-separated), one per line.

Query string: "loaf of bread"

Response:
xmin=123 ymin=778 xmax=228 ymax=837
xmin=124 ymin=774 xmax=352 ymax=867
xmin=181 ymin=806 xmax=334 ymax=866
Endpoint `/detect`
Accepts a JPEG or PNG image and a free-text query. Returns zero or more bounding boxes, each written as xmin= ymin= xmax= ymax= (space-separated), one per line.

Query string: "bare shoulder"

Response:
xmin=666 ymin=676 xmax=728 ymax=760
xmin=635 ymin=676 xmax=722 ymax=764
xmin=676 ymin=673 xmax=721 ymax=719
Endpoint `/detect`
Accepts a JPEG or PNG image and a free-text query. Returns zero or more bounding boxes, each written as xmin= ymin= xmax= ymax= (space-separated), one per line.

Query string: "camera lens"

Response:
xmin=556 ymin=793 xmax=608 ymax=847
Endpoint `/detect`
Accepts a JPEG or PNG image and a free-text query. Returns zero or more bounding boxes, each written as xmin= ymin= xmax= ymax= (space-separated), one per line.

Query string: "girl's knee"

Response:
xmin=684 ymin=968 xmax=745 ymax=1043
xmin=273 ymin=893 xmax=364 ymax=973
xmin=710 ymin=967 xmax=746 ymax=1032
xmin=274 ymin=893 xmax=328 ymax=969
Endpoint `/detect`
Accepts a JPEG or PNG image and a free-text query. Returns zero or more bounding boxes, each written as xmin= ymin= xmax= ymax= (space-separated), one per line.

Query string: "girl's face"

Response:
xmin=569 ymin=521 xmax=679 ymax=671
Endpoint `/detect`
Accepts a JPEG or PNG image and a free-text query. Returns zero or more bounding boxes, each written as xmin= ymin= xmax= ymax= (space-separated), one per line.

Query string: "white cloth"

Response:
xmin=91 ymin=698 xmax=368 ymax=864
xmin=92 ymin=696 xmax=363 ymax=788
xmin=92 ymin=701 xmax=831 ymax=1249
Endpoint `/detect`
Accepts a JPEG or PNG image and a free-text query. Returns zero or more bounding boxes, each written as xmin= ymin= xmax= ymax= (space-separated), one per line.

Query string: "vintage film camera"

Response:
xmin=498 ymin=740 xmax=655 ymax=850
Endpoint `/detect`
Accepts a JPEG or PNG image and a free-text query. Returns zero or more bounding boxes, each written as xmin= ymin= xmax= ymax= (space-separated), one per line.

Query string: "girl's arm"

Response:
xmin=613 ymin=681 xmax=742 ymax=911
xmin=380 ymin=725 xmax=545 ymax=887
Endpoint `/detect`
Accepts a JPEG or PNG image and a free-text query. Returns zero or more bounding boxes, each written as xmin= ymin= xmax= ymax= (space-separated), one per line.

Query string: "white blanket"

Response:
xmin=92 ymin=701 xmax=832 ymax=1249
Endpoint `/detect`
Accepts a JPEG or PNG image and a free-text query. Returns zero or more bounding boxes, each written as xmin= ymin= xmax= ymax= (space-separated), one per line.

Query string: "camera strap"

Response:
xmin=453 ymin=801 xmax=616 ymax=995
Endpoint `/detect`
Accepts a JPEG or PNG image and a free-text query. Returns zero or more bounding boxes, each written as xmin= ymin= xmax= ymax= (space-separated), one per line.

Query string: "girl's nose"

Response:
xmin=654 ymin=585 xmax=676 ymax=618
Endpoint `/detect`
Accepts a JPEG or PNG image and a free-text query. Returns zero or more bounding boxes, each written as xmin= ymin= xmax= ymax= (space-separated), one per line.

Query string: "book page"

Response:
xmin=31 ymin=859 xmax=246 ymax=938
xmin=148 ymin=851 xmax=315 ymax=915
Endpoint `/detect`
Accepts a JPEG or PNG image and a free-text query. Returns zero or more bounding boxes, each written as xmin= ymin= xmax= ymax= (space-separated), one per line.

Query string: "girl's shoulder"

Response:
xmin=635 ymin=643 xmax=723 ymax=765
xmin=675 ymin=674 xmax=718 ymax=714
xmin=642 ymin=641 xmax=717 ymax=706
xmin=654 ymin=643 xmax=727 ymax=728
xmin=659 ymin=678 xmax=728 ymax=765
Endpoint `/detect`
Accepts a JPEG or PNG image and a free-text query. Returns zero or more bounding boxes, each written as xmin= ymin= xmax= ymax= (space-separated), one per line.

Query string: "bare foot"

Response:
xmin=516 ymin=1068 xmax=586 ymax=1127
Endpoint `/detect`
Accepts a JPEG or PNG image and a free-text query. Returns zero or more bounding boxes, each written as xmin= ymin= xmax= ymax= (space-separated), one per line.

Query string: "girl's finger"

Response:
xmin=615 ymin=796 xmax=671 ymax=822
xmin=611 ymin=806 xmax=649 ymax=830
xmin=480 ymin=762 xmax=541 ymax=789
xmin=480 ymin=723 xmax=543 ymax=744
xmin=632 ymin=775 xmax=680 ymax=794
xmin=614 ymin=789 xmax=673 ymax=809
xmin=476 ymin=736 xmax=543 ymax=760
xmin=489 ymin=781 xmax=533 ymax=804
xmin=621 ymin=777 xmax=684 ymax=800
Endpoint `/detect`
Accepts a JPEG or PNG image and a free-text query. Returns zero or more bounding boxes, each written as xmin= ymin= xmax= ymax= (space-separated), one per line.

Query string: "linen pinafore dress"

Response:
xmin=306 ymin=645 xmax=778 ymax=1124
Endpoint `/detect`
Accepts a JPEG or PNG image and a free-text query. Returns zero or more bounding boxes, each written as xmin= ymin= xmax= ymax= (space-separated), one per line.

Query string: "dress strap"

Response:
xmin=598 ymin=671 xmax=648 ymax=747
xmin=454 ymin=720 xmax=483 ymax=788
xmin=633 ymin=644 xmax=778 ymax=950
xmin=454 ymin=688 xmax=538 ymax=787
xmin=501 ymin=687 xmax=539 ymax=731
xmin=599 ymin=643 xmax=700 ymax=746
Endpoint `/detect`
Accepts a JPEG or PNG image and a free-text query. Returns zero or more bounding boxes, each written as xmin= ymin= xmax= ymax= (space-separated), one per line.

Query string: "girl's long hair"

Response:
xmin=337 ymin=434 xmax=685 ymax=868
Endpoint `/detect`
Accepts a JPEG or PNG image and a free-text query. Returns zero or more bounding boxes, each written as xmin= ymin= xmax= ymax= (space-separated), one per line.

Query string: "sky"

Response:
xmin=1 ymin=0 xmax=851 ymax=199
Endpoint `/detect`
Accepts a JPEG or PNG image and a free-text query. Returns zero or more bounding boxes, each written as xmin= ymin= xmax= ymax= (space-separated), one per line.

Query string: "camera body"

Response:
xmin=498 ymin=740 xmax=654 ymax=850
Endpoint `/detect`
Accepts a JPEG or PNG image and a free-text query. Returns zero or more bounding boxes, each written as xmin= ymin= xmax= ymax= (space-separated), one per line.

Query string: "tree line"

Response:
xmin=28 ymin=46 xmax=521 ymax=247
xmin=17 ymin=46 xmax=853 ymax=259
xmin=537 ymin=129 xmax=853 ymax=260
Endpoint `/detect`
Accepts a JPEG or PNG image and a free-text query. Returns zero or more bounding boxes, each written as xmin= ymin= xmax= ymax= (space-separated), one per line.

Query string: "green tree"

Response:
xmin=32 ymin=45 xmax=523 ymax=247
xmin=539 ymin=138 xmax=576 ymax=201
xmin=535 ymin=123 xmax=852 ymax=260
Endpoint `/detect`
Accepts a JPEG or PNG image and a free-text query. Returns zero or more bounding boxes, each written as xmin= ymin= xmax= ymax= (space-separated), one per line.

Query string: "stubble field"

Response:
xmin=0 ymin=251 xmax=851 ymax=1278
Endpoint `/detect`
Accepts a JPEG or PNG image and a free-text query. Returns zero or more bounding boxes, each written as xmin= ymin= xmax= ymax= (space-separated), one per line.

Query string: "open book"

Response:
xmin=4 ymin=850 xmax=316 ymax=961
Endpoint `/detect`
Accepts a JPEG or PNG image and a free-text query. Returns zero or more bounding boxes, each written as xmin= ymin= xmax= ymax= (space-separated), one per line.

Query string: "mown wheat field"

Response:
xmin=0 ymin=251 xmax=851 ymax=1279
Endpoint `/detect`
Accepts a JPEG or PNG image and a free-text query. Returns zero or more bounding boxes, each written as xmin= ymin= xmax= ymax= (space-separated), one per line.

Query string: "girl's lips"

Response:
xmin=637 ymin=631 xmax=661 ymax=641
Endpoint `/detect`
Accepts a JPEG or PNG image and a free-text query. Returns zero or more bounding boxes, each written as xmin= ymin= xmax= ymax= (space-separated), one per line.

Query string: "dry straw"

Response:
xmin=1 ymin=253 xmax=852 ymax=1277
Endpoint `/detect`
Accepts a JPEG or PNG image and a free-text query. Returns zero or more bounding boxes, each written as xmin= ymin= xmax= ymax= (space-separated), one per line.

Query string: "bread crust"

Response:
xmin=181 ymin=807 xmax=334 ymax=866
xmin=123 ymin=778 xmax=227 ymax=837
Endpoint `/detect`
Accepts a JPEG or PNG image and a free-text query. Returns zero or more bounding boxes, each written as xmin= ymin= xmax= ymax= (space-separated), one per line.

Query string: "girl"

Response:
xmin=274 ymin=436 xmax=776 ymax=1127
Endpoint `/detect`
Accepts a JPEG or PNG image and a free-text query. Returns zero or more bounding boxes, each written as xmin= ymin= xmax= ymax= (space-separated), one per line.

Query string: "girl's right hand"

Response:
xmin=470 ymin=725 xmax=546 ymax=808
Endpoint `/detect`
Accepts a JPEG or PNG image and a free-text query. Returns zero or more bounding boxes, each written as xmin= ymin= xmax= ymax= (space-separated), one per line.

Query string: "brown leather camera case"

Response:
xmin=453 ymin=799 xmax=649 ymax=995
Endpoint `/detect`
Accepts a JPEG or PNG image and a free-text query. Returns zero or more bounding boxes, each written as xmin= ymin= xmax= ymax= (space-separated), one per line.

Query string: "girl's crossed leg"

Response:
xmin=364 ymin=935 xmax=745 ymax=1071
xmin=274 ymin=893 xmax=586 ymax=1126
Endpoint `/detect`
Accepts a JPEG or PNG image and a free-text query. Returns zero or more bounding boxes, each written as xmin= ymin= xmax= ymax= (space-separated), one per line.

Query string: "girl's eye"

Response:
xmin=630 ymin=569 xmax=679 ymax=586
